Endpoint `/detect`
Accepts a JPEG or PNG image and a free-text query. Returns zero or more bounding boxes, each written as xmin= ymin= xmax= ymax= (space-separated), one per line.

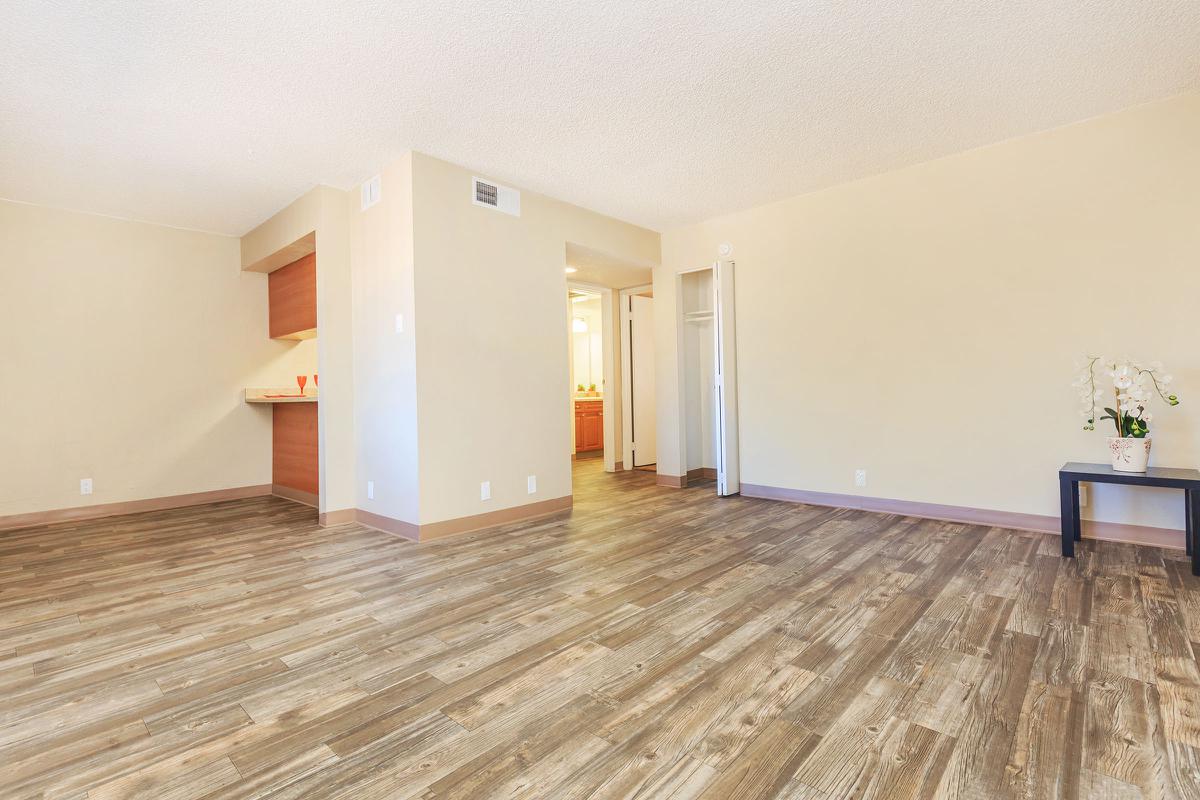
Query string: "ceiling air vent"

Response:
xmin=472 ymin=176 xmax=521 ymax=217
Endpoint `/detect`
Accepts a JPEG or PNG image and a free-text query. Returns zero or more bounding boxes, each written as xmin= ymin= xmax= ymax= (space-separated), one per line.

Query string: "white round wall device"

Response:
xmin=718 ymin=242 xmax=733 ymax=257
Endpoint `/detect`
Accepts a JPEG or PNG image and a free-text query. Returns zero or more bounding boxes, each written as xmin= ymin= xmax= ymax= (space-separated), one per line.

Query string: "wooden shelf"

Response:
xmin=275 ymin=327 xmax=317 ymax=341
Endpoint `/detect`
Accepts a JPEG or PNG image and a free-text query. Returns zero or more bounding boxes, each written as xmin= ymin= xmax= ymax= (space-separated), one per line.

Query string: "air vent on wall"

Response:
xmin=475 ymin=180 xmax=498 ymax=206
xmin=472 ymin=176 xmax=520 ymax=217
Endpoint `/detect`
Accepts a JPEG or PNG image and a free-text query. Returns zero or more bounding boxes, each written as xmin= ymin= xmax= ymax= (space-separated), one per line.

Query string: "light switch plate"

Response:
xmin=527 ymin=475 xmax=537 ymax=494
xmin=480 ymin=481 xmax=491 ymax=501
xmin=367 ymin=481 xmax=374 ymax=500
xmin=361 ymin=175 xmax=381 ymax=210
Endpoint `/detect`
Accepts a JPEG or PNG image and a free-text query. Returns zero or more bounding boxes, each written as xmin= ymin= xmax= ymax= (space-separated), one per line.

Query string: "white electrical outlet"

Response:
xmin=480 ymin=481 xmax=491 ymax=501
xmin=527 ymin=475 xmax=537 ymax=495
xmin=854 ymin=469 xmax=867 ymax=488
xmin=367 ymin=481 xmax=374 ymax=500
xmin=395 ymin=313 xmax=404 ymax=333
xmin=80 ymin=478 xmax=93 ymax=495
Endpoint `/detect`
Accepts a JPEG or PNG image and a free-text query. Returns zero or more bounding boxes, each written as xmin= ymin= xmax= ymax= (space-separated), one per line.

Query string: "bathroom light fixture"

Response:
xmin=572 ymin=317 xmax=587 ymax=333
xmin=564 ymin=267 xmax=577 ymax=274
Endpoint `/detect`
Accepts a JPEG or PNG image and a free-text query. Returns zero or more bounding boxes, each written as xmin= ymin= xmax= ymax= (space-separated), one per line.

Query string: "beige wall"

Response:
xmin=241 ymin=186 xmax=355 ymax=514
xmin=0 ymin=200 xmax=309 ymax=517
xmin=411 ymin=153 xmax=659 ymax=524
xmin=350 ymin=154 xmax=420 ymax=523
xmin=660 ymin=93 xmax=1200 ymax=530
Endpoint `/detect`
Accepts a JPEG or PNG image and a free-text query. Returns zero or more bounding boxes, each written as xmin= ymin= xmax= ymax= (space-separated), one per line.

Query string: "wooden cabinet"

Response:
xmin=268 ymin=253 xmax=317 ymax=340
xmin=273 ymin=402 xmax=319 ymax=498
xmin=574 ymin=401 xmax=603 ymax=452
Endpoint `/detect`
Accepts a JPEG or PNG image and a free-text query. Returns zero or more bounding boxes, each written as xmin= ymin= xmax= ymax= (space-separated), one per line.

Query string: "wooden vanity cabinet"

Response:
xmin=574 ymin=401 xmax=603 ymax=452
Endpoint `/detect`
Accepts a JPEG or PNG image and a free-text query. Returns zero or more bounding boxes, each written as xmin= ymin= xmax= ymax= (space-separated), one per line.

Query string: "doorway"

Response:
xmin=563 ymin=242 xmax=656 ymax=491
xmin=676 ymin=261 xmax=740 ymax=496
xmin=568 ymin=288 xmax=605 ymax=460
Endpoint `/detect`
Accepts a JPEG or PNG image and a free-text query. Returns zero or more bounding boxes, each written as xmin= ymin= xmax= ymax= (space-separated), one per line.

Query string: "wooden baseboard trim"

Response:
xmin=318 ymin=508 xmax=356 ymax=527
xmin=0 ymin=484 xmax=274 ymax=532
xmin=418 ymin=496 xmax=573 ymax=541
xmin=656 ymin=474 xmax=687 ymax=488
xmin=687 ymin=468 xmax=717 ymax=480
xmin=326 ymin=496 xmax=574 ymax=542
xmin=739 ymin=483 xmax=1186 ymax=551
xmin=272 ymin=485 xmax=318 ymax=509
xmin=354 ymin=508 xmax=420 ymax=540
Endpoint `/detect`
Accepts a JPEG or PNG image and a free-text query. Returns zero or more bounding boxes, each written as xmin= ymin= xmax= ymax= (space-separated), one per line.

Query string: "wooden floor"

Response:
xmin=3 ymin=461 xmax=1200 ymax=799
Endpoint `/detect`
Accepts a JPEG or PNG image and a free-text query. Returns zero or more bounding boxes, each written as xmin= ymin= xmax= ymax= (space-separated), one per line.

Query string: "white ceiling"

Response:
xmin=2 ymin=1 xmax=1197 ymax=236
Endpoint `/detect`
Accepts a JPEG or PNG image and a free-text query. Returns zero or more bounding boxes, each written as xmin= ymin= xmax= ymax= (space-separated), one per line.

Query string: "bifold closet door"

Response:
xmin=713 ymin=260 xmax=740 ymax=496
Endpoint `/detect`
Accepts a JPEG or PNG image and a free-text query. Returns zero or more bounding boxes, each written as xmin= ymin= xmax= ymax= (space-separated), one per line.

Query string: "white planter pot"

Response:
xmin=1108 ymin=436 xmax=1151 ymax=473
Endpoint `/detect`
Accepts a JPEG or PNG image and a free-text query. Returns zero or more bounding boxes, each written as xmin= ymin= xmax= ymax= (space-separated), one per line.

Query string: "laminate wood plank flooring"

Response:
xmin=3 ymin=460 xmax=1200 ymax=798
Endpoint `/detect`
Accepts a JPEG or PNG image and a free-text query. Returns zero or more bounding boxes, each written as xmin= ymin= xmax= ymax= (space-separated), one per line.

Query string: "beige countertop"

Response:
xmin=245 ymin=388 xmax=318 ymax=404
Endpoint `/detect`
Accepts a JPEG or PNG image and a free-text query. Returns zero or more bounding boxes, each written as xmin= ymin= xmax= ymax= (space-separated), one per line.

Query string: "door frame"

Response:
xmin=619 ymin=283 xmax=654 ymax=471
xmin=568 ymin=281 xmax=618 ymax=472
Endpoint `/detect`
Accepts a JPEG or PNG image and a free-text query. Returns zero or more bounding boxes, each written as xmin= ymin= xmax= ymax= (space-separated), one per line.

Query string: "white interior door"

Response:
xmin=630 ymin=295 xmax=657 ymax=467
xmin=713 ymin=261 xmax=740 ymax=495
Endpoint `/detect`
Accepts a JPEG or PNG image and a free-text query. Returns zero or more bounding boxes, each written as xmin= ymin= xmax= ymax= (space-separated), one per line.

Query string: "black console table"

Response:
xmin=1060 ymin=462 xmax=1200 ymax=575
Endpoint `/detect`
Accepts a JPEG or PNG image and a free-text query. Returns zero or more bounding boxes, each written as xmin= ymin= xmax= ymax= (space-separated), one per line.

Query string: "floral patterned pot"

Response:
xmin=1108 ymin=436 xmax=1151 ymax=473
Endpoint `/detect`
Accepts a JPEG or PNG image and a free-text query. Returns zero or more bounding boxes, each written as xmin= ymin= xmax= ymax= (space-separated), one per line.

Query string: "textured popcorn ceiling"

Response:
xmin=1 ymin=1 xmax=1197 ymax=235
